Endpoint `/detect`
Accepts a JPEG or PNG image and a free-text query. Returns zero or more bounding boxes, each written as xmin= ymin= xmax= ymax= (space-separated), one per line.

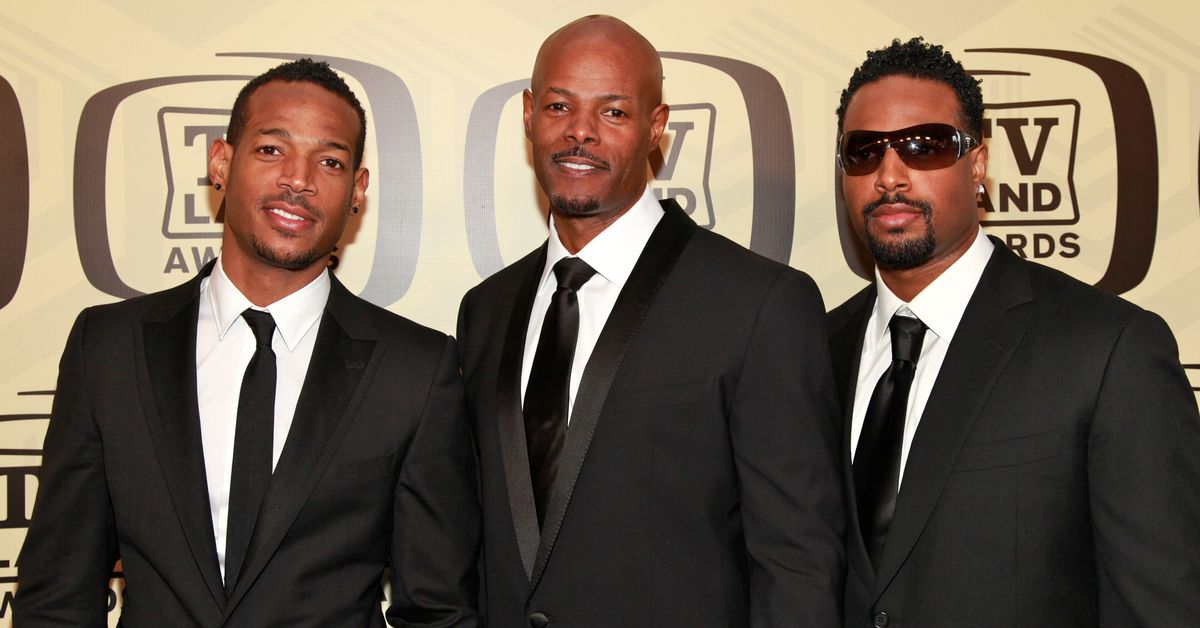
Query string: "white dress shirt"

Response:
xmin=850 ymin=228 xmax=995 ymax=485
xmin=520 ymin=187 xmax=664 ymax=421
xmin=195 ymin=258 xmax=329 ymax=579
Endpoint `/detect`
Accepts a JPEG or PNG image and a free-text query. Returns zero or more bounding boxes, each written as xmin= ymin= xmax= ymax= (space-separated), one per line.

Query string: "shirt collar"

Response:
xmin=867 ymin=227 xmax=995 ymax=349
xmin=206 ymin=257 xmax=331 ymax=352
xmin=541 ymin=186 xmax=665 ymax=290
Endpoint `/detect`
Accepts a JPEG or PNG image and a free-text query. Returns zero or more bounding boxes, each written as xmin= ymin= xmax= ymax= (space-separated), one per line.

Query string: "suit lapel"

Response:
xmin=138 ymin=263 xmax=227 ymax=608
xmin=223 ymin=275 xmax=378 ymax=614
xmin=871 ymin=242 xmax=1033 ymax=597
xmin=495 ymin=246 xmax=547 ymax=581
xmin=828 ymin=286 xmax=876 ymax=581
xmin=529 ymin=201 xmax=695 ymax=590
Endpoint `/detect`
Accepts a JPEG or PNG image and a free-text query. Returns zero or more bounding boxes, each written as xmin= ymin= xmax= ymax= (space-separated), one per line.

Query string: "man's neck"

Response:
xmin=221 ymin=258 xmax=326 ymax=307
xmin=877 ymin=231 xmax=979 ymax=302
xmin=551 ymin=205 xmax=637 ymax=254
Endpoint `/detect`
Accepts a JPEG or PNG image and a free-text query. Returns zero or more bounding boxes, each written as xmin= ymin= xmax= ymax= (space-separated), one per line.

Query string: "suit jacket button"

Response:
xmin=528 ymin=611 xmax=550 ymax=628
xmin=872 ymin=611 xmax=889 ymax=628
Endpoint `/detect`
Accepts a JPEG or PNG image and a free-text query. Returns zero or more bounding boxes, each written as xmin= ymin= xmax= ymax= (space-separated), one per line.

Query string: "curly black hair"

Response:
xmin=836 ymin=37 xmax=982 ymax=138
xmin=226 ymin=58 xmax=367 ymax=169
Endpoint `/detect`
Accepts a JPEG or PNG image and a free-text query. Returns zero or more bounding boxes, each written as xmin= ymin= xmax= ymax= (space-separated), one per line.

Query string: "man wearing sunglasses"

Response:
xmin=828 ymin=37 xmax=1200 ymax=627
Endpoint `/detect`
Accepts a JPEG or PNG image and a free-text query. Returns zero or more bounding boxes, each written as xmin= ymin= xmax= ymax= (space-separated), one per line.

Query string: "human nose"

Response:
xmin=873 ymin=146 xmax=910 ymax=194
xmin=278 ymin=156 xmax=316 ymax=194
xmin=564 ymin=111 xmax=599 ymax=145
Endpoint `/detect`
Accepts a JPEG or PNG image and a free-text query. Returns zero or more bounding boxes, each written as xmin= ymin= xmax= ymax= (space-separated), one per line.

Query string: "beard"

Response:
xmin=249 ymin=233 xmax=331 ymax=270
xmin=549 ymin=194 xmax=601 ymax=217
xmin=862 ymin=193 xmax=936 ymax=270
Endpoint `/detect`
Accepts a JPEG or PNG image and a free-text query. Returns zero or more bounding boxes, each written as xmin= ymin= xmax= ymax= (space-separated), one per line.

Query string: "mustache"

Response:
xmin=265 ymin=192 xmax=316 ymax=215
xmin=862 ymin=193 xmax=933 ymax=218
xmin=551 ymin=146 xmax=610 ymax=169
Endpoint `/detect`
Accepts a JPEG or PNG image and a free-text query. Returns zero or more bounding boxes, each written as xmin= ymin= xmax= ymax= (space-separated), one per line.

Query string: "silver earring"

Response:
xmin=977 ymin=183 xmax=985 ymax=195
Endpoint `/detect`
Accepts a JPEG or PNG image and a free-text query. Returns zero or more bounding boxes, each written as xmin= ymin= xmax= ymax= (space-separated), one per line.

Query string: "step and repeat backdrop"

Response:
xmin=1 ymin=0 xmax=1197 ymax=622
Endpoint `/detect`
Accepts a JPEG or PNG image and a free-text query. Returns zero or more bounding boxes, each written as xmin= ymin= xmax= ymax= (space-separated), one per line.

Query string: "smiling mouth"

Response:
xmin=559 ymin=161 xmax=602 ymax=172
xmin=268 ymin=207 xmax=306 ymax=221
xmin=552 ymin=146 xmax=610 ymax=172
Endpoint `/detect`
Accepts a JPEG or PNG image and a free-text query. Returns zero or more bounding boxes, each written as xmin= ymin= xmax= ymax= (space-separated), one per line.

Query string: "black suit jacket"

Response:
xmin=17 ymin=263 xmax=481 ymax=627
xmin=828 ymin=238 xmax=1200 ymax=627
xmin=457 ymin=201 xmax=845 ymax=628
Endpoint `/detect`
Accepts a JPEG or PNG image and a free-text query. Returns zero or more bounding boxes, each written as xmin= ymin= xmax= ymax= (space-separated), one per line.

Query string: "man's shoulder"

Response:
xmin=1012 ymin=253 xmax=1147 ymax=324
xmin=78 ymin=275 xmax=200 ymax=326
xmin=826 ymin=283 xmax=873 ymax=328
xmin=329 ymin=281 xmax=449 ymax=349
xmin=462 ymin=246 xmax=543 ymax=305
xmin=682 ymin=226 xmax=820 ymax=291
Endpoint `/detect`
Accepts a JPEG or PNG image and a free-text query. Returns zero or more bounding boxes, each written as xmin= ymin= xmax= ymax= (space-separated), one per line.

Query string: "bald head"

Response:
xmin=531 ymin=15 xmax=663 ymax=105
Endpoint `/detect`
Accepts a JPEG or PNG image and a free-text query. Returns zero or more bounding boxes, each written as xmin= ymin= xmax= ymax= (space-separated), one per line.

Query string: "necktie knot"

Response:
xmin=242 ymin=309 xmax=276 ymax=350
xmin=552 ymin=257 xmax=597 ymax=292
xmin=889 ymin=314 xmax=926 ymax=365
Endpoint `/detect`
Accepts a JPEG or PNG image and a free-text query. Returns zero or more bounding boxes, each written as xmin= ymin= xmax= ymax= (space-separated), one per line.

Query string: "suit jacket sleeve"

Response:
xmin=16 ymin=309 xmax=119 ymax=627
xmin=1088 ymin=309 xmax=1200 ymax=625
xmin=733 ymin=270 xmax=846 ymax=627
xmin=386 ymin=336 xmax=482 ymax=628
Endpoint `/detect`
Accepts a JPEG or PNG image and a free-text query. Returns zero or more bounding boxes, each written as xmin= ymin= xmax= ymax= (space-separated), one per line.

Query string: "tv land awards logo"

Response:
xmin=978 ymin=99 xmax=1081 ymax=257
xmin=0 ymin=391 xmax=61 ymax=619
xmin=0 ymin=75 xmax=29 ymax=311
xmin=73 ymin=53 xmax=422 ymax=307
xmin=649 ymin=105 xmax=716 ymax=230
xmin=970 ymin=48 xmax=1158 ymax=295
xmin=462 ymin=52 xmax=796 ymax=279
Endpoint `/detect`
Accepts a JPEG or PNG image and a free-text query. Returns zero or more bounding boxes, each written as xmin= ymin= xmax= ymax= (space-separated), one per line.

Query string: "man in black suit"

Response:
xmin=828 ymin=37 xmax=1200 ymax=627
xmin=17 ymin=59 xmax=480 ymax=627
xmin=457 ymin=15 xmax=843 ymax=628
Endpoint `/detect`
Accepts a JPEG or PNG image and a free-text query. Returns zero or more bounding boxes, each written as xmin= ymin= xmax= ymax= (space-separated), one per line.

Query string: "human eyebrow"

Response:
xmin=256 ymin=128 xmax=292 ymax=140
xmin=319 ymin=139 xmax=351 ymax=154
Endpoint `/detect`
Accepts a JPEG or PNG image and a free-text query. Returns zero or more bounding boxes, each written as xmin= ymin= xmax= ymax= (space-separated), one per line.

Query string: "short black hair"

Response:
xmin=226 ymin=58 xmax=367 ymax=169
xmin=836 ymin=37 xmax=983 ymax=139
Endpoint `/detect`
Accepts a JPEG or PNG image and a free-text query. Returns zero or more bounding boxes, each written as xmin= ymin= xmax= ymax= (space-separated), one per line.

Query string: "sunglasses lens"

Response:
xmin=894 ymin=124 xmax=959 ymax=171
xmin=838 ymin=124 xmax=968 ymax=175
xmin=839 ymin=132 xmax=887 ymax=176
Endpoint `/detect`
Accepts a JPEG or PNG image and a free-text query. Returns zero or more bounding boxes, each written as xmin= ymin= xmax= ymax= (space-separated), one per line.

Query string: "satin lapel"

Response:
xmin=872 ymin=243 xmax=1033 ymax=598
xmin=224 ymin=277 xmax=377 ymax=614
xmin=496 ymin=246 xmax=546 ymax=581
xmin=529 ymin=202 xmax=695 ymax=591
xmin=828 ymin=287 xmax=876 ymax=582
xmin=138 ymin=265 xmax=226 ymax=607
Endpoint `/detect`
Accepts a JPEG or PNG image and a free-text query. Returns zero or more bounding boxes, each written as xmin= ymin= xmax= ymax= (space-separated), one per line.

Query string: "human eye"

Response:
xmin=906 ymin=137 xmax=944 ymax=156
xmin=320 ymin=157 xmax=345 ymax=170
xmin=547 ymin=102 xmax=569 ymax=113
xmin=255 ymin=145 xmax=282 ymax=156
xmin=853 ymin=139 xmax=886 ymax=161
xmin=603 ymin=108 xmax=627 ymax=119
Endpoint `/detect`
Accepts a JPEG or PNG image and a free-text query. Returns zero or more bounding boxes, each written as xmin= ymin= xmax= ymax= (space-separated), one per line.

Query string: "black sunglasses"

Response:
xmin=837 ymin=123 xmax=981 ymax=176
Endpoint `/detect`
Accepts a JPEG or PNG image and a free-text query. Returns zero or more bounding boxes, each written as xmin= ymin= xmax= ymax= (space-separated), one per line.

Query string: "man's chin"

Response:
xmin=250 ymin=237 xmax=328 ymax=272
xmin=549 ymin=194 xmax=601 ymax=218
xmin=865 ymin=232 xmax=935 ymax=270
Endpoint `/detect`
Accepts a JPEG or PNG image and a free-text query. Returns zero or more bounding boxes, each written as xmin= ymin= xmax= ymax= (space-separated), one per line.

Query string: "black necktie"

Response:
xmin=524 ymin=257 xmax=597 ymax=529
xmin=224 ymin=309 xmax=276 ymax=595
xmin=854 ymin=313 xmax=927 ymax=567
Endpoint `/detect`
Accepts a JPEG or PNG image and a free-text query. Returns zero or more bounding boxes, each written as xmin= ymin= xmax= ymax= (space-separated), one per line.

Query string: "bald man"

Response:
xmin=457 ymin=15 xmax=844 ymax=627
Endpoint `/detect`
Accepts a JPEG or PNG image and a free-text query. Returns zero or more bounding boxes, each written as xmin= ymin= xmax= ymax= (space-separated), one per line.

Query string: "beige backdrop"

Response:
xmin=1 ymin=0 xmax=1198 ymax=622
